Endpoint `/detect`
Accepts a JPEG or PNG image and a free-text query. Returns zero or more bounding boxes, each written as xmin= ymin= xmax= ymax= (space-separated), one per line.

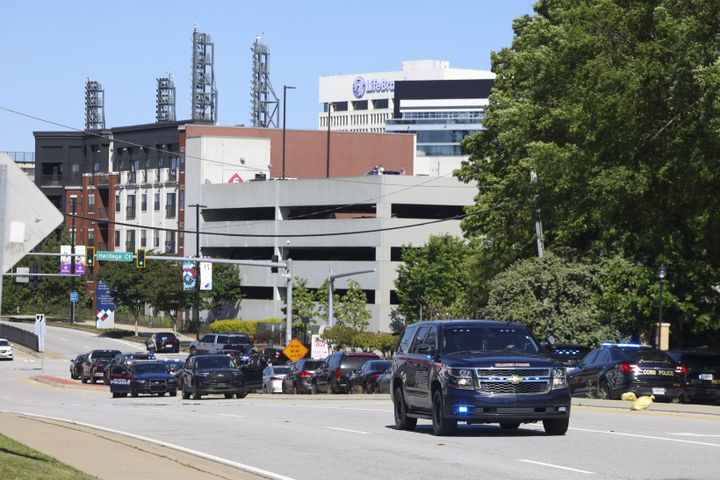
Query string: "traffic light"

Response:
xmin=30 ymin=261 xmax=40 ymax=289
xmin=271 ymin=255 xmax=279 ymax=273
xmin=136 ymin=249 xmax=146 ymax=269
xmin=281 ymin=306 xmax=287 ymax=315
xmin=86 ymin=246 xmax=95 ymax=267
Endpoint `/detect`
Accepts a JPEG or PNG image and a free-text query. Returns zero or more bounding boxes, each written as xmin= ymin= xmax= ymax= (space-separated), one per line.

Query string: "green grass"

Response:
xmin=0 ymin=433 xmax=97 ymax=479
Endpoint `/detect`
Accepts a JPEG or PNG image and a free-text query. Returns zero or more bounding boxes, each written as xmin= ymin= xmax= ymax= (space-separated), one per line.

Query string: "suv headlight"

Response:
xmin=552 ymin=367 xmax=567 ymax=390
xmin=447 ymin=368 xmax=474 ymax=390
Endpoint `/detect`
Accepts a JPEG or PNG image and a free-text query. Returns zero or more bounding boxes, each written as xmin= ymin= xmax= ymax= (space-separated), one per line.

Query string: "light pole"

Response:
xmin=326 ymin=268 xmax=375 ymax=328
xmin=282 ymin=85 xmax=296 ymax=180
xmin=189 ymin=203 xmax=206 ymax=340
xmin=656 ymin=263 xmax=667 ymax=348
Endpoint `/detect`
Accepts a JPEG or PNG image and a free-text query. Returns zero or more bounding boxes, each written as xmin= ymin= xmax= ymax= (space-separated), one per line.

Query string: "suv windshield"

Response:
xmin=196 ymin=356 xmax=234 ymax=369
xmin=132 ymin=363 xmax=168 ymax=375
xmin=442 ymin=325 xmax=540 ymax=355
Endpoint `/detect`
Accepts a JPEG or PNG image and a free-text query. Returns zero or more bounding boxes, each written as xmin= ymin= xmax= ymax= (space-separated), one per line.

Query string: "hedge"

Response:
xmin=210 ymin=318 xmax=284 ymax=336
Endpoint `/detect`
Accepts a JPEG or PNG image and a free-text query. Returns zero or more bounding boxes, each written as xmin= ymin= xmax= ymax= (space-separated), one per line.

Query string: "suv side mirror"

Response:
xmin=417 ymin=344 xmax=434 ymax=354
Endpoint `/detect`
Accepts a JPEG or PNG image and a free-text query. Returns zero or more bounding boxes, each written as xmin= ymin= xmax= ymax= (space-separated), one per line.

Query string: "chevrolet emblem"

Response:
xmin=508 ymin=375 xmax=523 ymax=384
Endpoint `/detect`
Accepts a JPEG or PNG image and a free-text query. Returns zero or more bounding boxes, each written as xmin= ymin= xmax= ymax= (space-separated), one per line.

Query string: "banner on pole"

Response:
xmin=75 ymin=245 xmax=86 ymax=275
xmin=96 ymin=281 xmax=115 ymax=329
xmin=200 ymin=261 xmax=212 ymax=291
xmin=60 ymin=245 xmax=71 ymax=275
xmin=183 ymin=261 xmax=196 ymax=291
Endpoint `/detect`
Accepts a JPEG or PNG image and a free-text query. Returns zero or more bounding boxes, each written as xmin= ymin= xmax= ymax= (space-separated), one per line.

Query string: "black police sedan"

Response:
xmin=568 ymin=343 xmax=686 ymax=402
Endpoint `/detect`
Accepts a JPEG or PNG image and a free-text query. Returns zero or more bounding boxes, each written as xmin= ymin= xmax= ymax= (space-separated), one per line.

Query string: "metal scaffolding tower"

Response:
xmin=85 ymin=79 xmax=105 ymax=131
xmin=191 ymin=26 xmax=217 ymax=123
xmin=250 ymin=37 xmax=279 ymax=128
xmin=156 ymin=76 xmax=176 ymax=123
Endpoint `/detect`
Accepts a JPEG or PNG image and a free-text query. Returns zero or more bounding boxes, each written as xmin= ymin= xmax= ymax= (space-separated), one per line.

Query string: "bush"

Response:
xmin=210 ymin=318 xmax=283 ymax=337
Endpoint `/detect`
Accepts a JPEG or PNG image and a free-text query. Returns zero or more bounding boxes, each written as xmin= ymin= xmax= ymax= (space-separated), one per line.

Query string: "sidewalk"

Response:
xmin=0 ymin=412 xmax=267 ymax=480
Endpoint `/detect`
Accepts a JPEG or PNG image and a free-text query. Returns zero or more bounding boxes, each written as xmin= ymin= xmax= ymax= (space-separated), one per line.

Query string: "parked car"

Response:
xmin=262 ymin=365 xmax=292 ymax=393
xmin=189 ymin=333 xmax=251 ymax=355
xmin=375 ymin=369 xmax=392 ymax=394
xmin=210 ymin=343 xmax=254 ymax=364
xmin=181 ymin=354 xmax=250 ymax=399
xmin=391 ymin=320 xmax=571 ymax=436
xmin=127 ymin=361 xmax=178 ymax=397
xmin=108 ymin=364 xmax=132 ymax=398
xmin=551 ymin=343 xmax=591 ymax=370
xmin=282 ymin=358 xmax=324 ymax=394
xmin=146 ymin=332 xmax=180 ymax=353
xmin=667 ymin=350 xmax=720 ymax=404
xmin=70 ymin=353 xmax=89 ymax=379
xmin=311 ymin=352 xmax=380 ymax=394
xmin=81 ymin=349 xmax=121 ymax=384
xmin=103 ymin=352 xmax=156 ymax=384
xmin=568 ymin=343 xmax=686 ymax=402
xmin=0 ymin=339 xmax=13 ymax=361
xmin=263 ymin=347 xmax=289 ymax=365
xmin=350 ymin=360 xmax=392 ymax=394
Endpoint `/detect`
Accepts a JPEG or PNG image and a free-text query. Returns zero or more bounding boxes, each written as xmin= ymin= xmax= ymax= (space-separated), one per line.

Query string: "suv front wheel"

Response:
xmin=393 ymin=387 xmax=417 ymax=431
xmin=543 ymin=418 xmax=568 ymax=435
xmin=431 ymin=390 xmax=457 ymax=436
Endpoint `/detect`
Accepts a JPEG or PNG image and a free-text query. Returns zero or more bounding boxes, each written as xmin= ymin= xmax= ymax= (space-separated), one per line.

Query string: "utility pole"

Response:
xmin=0 ymin=165 xmax=6 ymax=318
xmin=189 ymin=203 xmax=206 ymax=340
xmin=70 ymin=198 xmax=76 ymax=323
xmin=285 ymin=258 xmax=293 ymax=345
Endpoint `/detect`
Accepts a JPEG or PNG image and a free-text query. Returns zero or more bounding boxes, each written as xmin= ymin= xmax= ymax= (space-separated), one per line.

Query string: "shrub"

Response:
xmin=210 ymin=318 xmax=283 ymax=337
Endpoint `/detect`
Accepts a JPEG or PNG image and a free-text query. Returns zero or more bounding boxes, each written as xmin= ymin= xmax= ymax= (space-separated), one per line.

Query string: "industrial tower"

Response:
xmin=250 ymin=37 xmax=279 ymax=128
xmin=191 ymin=26 xmax=217 ymax=123
xmin=156 ymin=76 xmax=176 ymax=123
xmin=84 ymin=79 xmax=105 ymax=131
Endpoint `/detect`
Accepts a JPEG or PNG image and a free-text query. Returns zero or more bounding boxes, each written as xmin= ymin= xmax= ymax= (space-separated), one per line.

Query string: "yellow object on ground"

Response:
xmin=621 ymin=392 xmax=637 ymax=401
xmin=631 ymin=395 xmax=655 ymax=411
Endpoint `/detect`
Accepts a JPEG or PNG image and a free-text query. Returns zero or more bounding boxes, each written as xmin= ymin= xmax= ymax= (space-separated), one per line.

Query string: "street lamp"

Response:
xmin=282 ymin=85 xmax=296 ymax=179
xmin=327 ymin=268 xmax=376 ymax=328
xmin=656 ymin=263 xmax=667 ymax=348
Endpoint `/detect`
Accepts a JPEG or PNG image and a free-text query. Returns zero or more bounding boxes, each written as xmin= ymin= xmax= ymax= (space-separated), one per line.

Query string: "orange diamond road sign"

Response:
xmin=283 ymin=338 xmax=309 ymax=362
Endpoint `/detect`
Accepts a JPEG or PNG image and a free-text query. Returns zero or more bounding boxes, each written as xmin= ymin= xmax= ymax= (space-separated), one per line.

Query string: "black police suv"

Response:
xmin=667 ymin=350 xmax=720 ymax=404
xmin=391 ymin=320 xmax=570 ymax=436
xmin=568 ymin=343 xmax=686 ymax=402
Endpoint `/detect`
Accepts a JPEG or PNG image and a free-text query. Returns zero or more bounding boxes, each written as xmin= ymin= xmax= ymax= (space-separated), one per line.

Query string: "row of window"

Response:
xmin=114 ymin=228 xmax=179 ymax=252
xmin=403 ymin=110 xmax=485 ymax=120
xmin=112 ymin=192 xmax=180 ymax=219
xmin=319 ymin=112 xmax=391 ymax=128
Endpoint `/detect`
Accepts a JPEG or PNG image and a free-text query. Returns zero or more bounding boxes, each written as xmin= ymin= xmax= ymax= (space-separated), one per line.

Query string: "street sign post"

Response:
xmin=283 ymin=338 xmax=309 ymax=362
xmin=70 ymin=291 xmax=79 ymax=303
xmin=96 ymin=251 xmax=134 ymax=262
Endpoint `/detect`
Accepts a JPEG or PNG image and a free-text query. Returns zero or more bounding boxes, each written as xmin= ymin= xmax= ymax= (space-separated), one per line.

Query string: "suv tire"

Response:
xmin=182 ymin=387 xmax=190 ymax=399
xmin=543 ymin=418 xmax=569 ymax=435
xmin=192 ymin=384 xmax=202 ymax=400
xmin=431 ymin=390 xmax=457 ymax=436
xmin=393 ymin=387 xmax=417 ymax=431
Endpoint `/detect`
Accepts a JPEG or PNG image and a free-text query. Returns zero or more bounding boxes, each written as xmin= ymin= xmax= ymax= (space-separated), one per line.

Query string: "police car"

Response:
xmin=568 ymin=343 xmax=686 ymax=402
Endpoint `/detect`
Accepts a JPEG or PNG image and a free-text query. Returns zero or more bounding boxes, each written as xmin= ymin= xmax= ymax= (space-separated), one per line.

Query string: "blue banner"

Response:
xmin=96 ymin=281 xmax=115 ymax=329
xmin=183 ymin=261 xmax=196 ymax=291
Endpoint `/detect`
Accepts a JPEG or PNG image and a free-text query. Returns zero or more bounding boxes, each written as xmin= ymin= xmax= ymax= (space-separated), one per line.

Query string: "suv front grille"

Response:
xmin=475 ymin=368 xmax=551 ymax=395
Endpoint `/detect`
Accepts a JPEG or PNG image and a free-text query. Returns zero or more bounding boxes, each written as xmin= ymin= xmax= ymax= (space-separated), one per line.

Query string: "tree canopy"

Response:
xmin=456 ymin=0 xmax=720 ymax=346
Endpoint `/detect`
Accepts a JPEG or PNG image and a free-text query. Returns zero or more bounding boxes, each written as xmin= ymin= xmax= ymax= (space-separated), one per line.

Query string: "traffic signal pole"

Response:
xmin=189 ymin=204 xmax=206 ymax=341
xmin=70 ymin=199 xmax=76 ymax=324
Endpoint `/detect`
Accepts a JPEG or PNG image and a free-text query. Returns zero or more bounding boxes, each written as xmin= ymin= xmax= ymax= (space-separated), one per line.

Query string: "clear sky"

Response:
xmin=0 ymin=0 xmax=536 ymax=153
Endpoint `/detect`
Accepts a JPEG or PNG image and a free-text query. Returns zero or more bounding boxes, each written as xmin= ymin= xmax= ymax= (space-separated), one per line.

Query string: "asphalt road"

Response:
xmin=1 ymin=326 xmax=719 ymax=480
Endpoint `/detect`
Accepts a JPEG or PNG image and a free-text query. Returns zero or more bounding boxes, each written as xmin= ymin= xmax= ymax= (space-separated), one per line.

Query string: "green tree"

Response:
xmin=335 ymin=280 xmax=371 ymax=331
xmin=456 ymin=0 xmax=720 ymax=345
xmin=145 ymin=257 xmax=192 ymax=332
xmin=395 ymin=234 xmax=472 ymax=323
xmin=371 ymin=332 xmax=398 ymax=358
xmin=200 ymin=263 xmax=243 ymax=319
xmin=321 ymin=325 xmax=356 ymax=351
xmin=315 ymin=280 xmax=341 ymax=325
xmin=291 ymin=277 xmax=317 ymax=328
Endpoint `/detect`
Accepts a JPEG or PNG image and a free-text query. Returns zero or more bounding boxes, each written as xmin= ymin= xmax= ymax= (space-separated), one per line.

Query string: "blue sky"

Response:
xmin=0 ymin=1 xmax=536 ymax=152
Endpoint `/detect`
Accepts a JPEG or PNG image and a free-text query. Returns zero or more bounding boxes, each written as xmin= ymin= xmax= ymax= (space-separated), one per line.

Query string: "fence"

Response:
xmin=0 ymin=323 xmax=39 ymax=351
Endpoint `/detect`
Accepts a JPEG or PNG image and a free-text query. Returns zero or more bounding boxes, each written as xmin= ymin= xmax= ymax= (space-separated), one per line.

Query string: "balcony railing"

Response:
xmin=92 ymin=174 xmax=110 ymax=186
xmin=126 ymin=206 xmax=136 ymax=219
xmin=41 ymin=174 xmax=62 ymax=186
xmin=166 ymin=205 xmax=176 ymax=218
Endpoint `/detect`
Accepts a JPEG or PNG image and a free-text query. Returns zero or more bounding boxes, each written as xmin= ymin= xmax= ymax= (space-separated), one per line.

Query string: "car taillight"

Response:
xmin=371 ymin=373 xmax=380 ymax=379
xmin=299 ymin=371 xmax=312 ymax=378
xmin=675 ymin=365 xmax=686 ymax=375
xmin=93 ymin=361 xmax=99 ymax=369
xmin=335 ymin=368 xmax=342 ymax=380
xmin=620 ymin=362 xmax=635 ymax=373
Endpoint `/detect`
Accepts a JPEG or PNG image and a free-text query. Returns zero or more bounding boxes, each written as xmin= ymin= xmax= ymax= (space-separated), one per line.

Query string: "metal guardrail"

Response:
xmin=0 ymin=323 xmax=39 ymax=351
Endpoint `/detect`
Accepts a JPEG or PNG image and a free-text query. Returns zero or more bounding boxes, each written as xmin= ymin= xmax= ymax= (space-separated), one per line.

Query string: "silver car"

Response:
xmin=0 ymin=339 xmax=13 ymax=360
xmin=262 ymin=365 xmax=292 ymax=393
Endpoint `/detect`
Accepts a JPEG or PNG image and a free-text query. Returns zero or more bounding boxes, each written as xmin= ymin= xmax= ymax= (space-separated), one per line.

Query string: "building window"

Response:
xmin=88 ymin=194 xmax=95 ymax=213
xmin=115 ymin=230 xmax=120 ymax=248
xmin=372 ymin=99 xmax=389 ymax=109
xmin=115 ymin=194 xmax=121 ymax=212
xmin=126 ymin=194 xmax=136 ymax=220
xmin=126 ymin=230 xmax=135 ymax=252
xmin=87 ymin=228 xmax=95 ymax=247
xmin=154 ymin=229 xmax=160 ymax=248
xmin=141 ymin=229 xmax=147 ymax=248
xmin=154 ymin=192 xmax=160 ymax=211
xmin=166 ymin=193 xmax=176 ymax=218
xmin=141 ymin=193 xmax=147 ymax=211
xmin=165 ymin=230 xmax=176 ymax=253
xmin=179 ymin=191 xmax=184 ymax=210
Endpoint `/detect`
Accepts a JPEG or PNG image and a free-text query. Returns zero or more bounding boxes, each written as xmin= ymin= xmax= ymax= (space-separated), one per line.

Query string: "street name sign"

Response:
xmin=96 ymin=251 xmax=134 ymax=262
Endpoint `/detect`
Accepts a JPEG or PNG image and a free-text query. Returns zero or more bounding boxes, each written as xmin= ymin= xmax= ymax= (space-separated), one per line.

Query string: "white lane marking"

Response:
xmin=518 ymin=459 xmax=594 ymax=475
xmin=326 ymin=426 xmax=369 ymax=435
xmin=571 ymin=427 xmax=720 ymax=447
xmin=259 ymin=403 xmax=392 ymax=413
xmin=220 ymin=414 xmax=247 ymax=419
xmin=670 ymin=433 xmax=720 ymax=438
xmin=2 ymin=410 xmax=296 ymax=480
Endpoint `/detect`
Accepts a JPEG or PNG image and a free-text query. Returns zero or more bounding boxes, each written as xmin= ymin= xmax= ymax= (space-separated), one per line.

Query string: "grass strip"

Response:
xmin=0 ymin=433 xmax=97 ymax=479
